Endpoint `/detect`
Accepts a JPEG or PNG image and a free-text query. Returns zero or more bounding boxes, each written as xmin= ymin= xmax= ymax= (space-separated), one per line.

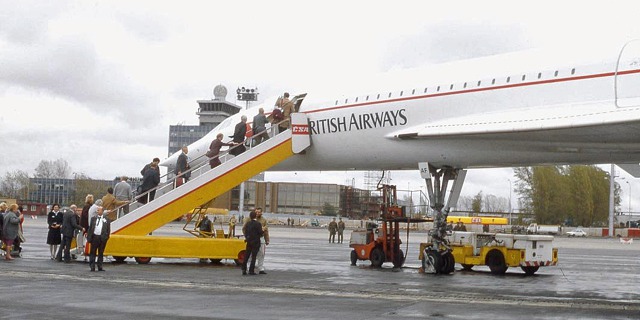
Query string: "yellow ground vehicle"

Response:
xmin=420 ymin=231 xmax=558 ymax=275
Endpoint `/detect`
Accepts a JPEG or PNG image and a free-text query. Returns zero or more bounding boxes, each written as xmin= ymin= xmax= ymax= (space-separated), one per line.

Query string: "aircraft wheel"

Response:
xmin=134 ymin=257 xmax=151 ymax=264
xmin=392 ymin=249 xmax=405 ymax=268
xmin=422 ymin=248 xmax=442 ymax=274
xmin=521 ymin=266 xmax=539 ymax=275
xmin=461 ymin=264 xmax=474 ymax=271
xmin=234 ymin=250 xmax=246 ymax=266
xmin=350 ymin=250 xmax=358 ymax=266
xmin=486 ymin=250 xmax=508 ymax=274
xmin=441 ymin=251 xmax=455 ymax=274
xmin=113 ymin=256 xmax=127 ymax=263
xmin=370 ymin=247 xmax=385 ymax=268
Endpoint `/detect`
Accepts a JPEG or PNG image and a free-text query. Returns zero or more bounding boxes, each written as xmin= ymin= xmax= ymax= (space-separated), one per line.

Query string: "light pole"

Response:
xmin=625 ymin=181 xmax=631 ymax=215
xmin=609 ymin=164 xmax=615 ymax=237
xmin=508 ymin=179 xmax=512 ymax=226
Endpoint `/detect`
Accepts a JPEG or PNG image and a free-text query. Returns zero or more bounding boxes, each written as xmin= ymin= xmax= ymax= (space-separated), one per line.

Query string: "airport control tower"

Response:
xmin=168 ymin=84 xmax=242 ymax=156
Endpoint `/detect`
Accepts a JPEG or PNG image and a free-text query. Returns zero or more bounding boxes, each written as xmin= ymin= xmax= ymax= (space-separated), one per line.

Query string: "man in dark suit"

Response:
xmin=241 ymin=210 xmax=263 ymax=275
xmin=174 ymin=146 xmax=191 ymax=185
xmin=56 ymin=207 xmax=84 ymax=263
xmin=87 ymin=206 xmax=111 ymax=272
xmin=229 ymin=115 xmax=247 ymax=156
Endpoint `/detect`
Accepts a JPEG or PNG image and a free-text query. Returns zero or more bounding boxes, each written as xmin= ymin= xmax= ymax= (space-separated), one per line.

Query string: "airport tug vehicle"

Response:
xmin=349 ymin=184 xmax=428 ymax=267
xmin=417 ymin=163 xmax=558 ymax=275
xmin=419 ymin=232 xmax=558 ymax=275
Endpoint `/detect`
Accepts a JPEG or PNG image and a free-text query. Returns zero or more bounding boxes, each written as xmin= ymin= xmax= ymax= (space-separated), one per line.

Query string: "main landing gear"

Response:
xmin=419 ymin=162 xmax=466 ymax=274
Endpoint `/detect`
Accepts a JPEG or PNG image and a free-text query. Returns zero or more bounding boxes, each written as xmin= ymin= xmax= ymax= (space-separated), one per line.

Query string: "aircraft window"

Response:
xmin=411 ymin=89 xmax=415 ymax=95
xmin=355 ymin=97 xmax=358 ymax=102
xmin=437 ymin=86 xmax=440 ymax=92
xmin=376 ymin=94 xmax=380 ymax=99
xmin=400 ymin=91 xmax=403 ymax=96
xmin=538 ymin=72 xmax=542 ymax=79
xmin=424 ymin=88 xmax=428 ymax=93
xmin=366 ymin=95 xmax=369 ymax=101
xmin=335 ymin=100 xmax=338 ymax=105
xmin=449 ymin=84 xmax=454 ymax=90
xmin=571 ymin=68 xmax=575 ymax=75
xmin=506 ymin=76 xmax=511 ymax=83
xmin=463 ymin=82 xmax=467 ymax=88
xmin=388 ymin=92 xmax=392 ymax=98
xmin=554 ymin=70 xmax=558 ymax=77
xmin=522 ymin=75 xmax=526 ymax=81
xmin=345 ymin=98 xmax=348 ymax=104
xmin=477 ymin=81 xmax=481 ymax=86
xmin=492 ymin=79 xmax=496 ymax=85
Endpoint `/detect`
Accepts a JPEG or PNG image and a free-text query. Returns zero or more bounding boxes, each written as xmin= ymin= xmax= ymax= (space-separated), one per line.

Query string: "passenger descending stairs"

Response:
xmin=104 ymin=113 xmax=310 ymax=261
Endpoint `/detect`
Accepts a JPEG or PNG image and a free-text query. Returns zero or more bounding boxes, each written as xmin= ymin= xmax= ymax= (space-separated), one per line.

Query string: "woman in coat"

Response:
xmin=46 ymin=203 xmax=63 ymax=260
xmin=3 ymin=204 xmax=23 ymax=260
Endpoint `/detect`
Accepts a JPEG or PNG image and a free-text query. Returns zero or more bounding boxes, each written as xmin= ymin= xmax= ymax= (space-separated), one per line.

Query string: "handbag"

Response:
xmin=175 ymin=177 xmax=185 ymax=187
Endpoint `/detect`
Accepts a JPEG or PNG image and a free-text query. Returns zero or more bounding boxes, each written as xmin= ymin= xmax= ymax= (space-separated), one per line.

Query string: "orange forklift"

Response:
xmin=349 ymin=185 xmax=429 ymax=268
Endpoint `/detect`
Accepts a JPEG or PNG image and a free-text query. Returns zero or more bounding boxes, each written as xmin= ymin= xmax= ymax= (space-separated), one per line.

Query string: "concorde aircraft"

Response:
xmin=160 ymin=40 xmax=640 ymax=272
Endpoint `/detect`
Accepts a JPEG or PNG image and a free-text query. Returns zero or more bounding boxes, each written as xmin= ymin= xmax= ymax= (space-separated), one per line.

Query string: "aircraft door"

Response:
xmin=615 ymin=39 xmax=640 ymax=107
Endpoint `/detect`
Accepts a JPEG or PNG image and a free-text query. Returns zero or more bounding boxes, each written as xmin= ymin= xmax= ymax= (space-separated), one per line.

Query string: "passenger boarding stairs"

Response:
xmin=111 ymin=113 xmax=311 ymax=236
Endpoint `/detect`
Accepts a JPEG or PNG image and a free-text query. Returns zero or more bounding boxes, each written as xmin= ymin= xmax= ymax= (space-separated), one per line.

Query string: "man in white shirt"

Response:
xmin=86 ymin=206 xmax=111 ymax=272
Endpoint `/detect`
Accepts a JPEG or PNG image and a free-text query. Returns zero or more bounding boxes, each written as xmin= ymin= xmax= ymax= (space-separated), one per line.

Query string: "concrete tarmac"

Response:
xmin=1 ymin=218 xmax=639 ymax=319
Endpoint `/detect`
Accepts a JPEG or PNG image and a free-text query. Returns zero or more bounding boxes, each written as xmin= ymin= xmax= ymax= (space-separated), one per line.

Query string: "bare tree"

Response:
xmin=0 ymin=170 xmax=31 ymax=199
xmin=483 ymin=194 xmax=508 ymax=213
xmin=34 ymin=158 xmax=71 ymax=179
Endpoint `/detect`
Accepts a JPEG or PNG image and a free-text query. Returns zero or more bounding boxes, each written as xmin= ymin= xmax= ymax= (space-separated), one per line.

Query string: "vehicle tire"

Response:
xmin=461 ymin=264 xmax=474 ymax=271
xmin=234 ymin=250 xmax=246 ymax=266
xmin=392 ymin=249 xmax=405 ymax=268
xmin=441 ymin=251 xmax=455 ymax=274
xmin=113 ymin=256 xmax=127 ymax=263
xmin=521 ymin=266 xmax=539 ymax=275
xmin=134 ymin=257 xmax=151 ymax=264
xmin=350 ymin=250 xmax=358 ymax=266
xmin=370 ymin=247 xmax=385 ymax=268
xmin=422 ymin=249 xmax=442 ymax=274
xmin=210 ymin=259 xmax=222 ymax=264
xmin=486 ymin=250 xmax=507 ymax=275
xmin=568 ymin=234 xmax=573 ymax=238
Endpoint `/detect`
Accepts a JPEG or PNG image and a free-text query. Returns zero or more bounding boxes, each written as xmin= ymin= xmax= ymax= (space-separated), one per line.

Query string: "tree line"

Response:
xmin=0 ymin=158 xmax=117 ymax=206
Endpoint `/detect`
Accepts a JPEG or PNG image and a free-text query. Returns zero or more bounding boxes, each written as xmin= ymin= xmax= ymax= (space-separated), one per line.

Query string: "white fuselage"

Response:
xmin=161 ymin=41 xmax=640 ymax=172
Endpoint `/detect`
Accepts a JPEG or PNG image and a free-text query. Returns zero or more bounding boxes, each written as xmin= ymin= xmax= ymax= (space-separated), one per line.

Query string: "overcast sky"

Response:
xmin=3 ymin=1 xmax=640 ymax=211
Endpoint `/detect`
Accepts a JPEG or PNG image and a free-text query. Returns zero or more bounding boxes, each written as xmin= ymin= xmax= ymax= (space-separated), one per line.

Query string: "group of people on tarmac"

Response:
xmin=0 ymin=202 xmax=24 ymax=260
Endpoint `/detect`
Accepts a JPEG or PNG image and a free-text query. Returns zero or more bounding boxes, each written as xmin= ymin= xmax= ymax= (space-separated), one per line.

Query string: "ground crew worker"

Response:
xmin=337 ymin=218 xmax=345 ymax=243
xmin=228 ymin=215 xmax=237 ymax=237
xmin=328 ymin=218 xmax=338 ymax=243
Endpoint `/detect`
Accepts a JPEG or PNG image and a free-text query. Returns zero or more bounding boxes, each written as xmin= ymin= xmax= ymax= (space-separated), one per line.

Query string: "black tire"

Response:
xmin=370 ymin=247 xmax=385 ymax=268
xmin=134 ymin=257 xmax=151 ymax=264
xmin=441 ymin=251 xmax=455 ymax=274
xmin=486 ymin=250 xmax=508 ymax=275
xmin=461 ymin=264 xmax=474 ymax=271
xmin=521 ymin=266 xmax=539 ymax=275
xmin=113 ymin=256 xmax=127 ymax=263
xmin=210 ymin=259 xmax=222 ymax=264
xmin=392 ymin=249 xmax=405 ymax=268
xmin=350 ymin=250 xmax=358 ymax=266
xmin=421 ymin=249 xmax=442 ymax=274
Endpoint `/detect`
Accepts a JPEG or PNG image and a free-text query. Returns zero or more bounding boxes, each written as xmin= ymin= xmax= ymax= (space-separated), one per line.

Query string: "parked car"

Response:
xmin=566 ymin=228 xmax=587 ymax=237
